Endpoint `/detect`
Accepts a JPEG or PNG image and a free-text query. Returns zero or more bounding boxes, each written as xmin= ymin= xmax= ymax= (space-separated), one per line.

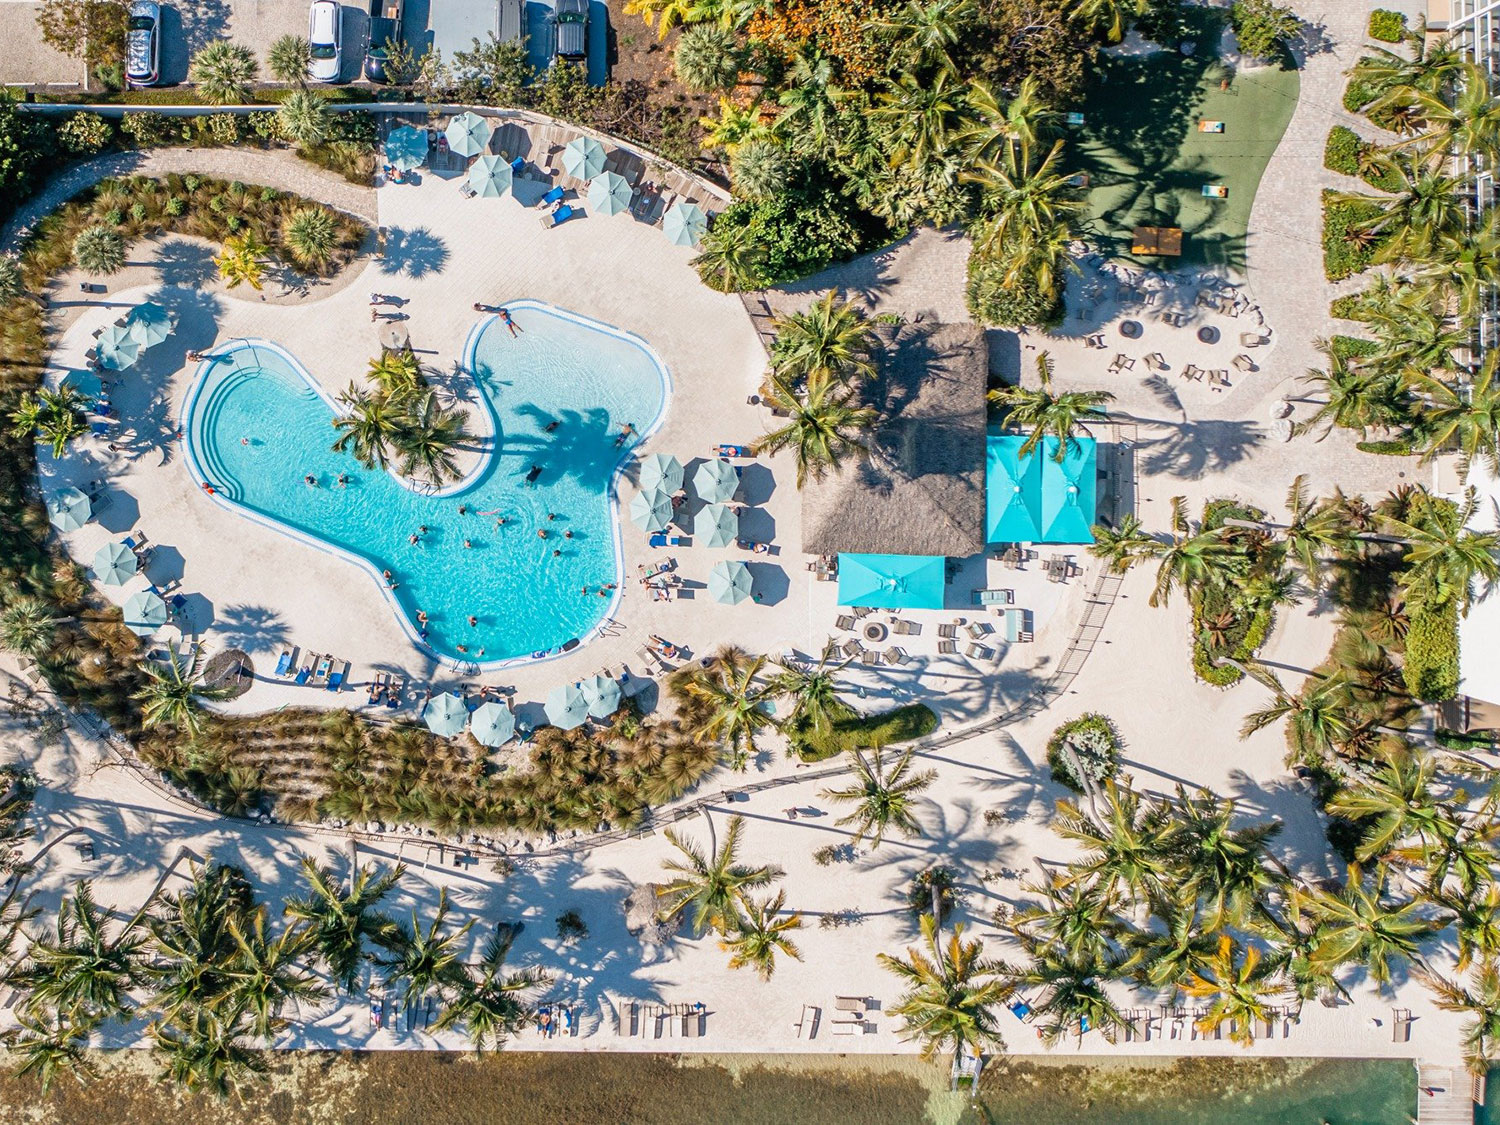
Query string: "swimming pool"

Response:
xmin=182 ymin=300 xmax=670 ymax=665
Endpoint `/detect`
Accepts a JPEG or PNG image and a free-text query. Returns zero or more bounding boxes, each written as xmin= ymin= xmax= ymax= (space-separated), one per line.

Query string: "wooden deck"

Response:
xmin=1417 ymin=1064 xmax=1477 ymax=1125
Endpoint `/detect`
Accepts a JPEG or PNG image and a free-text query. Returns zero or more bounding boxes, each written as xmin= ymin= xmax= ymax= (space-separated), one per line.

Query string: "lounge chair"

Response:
xmin=648 ymin=532 xmax=683 ymax=548
xmin=835 ymin=996 xmax=865 ymax=1013
xmin=892 ymin=619 xmax=921 ymax=635
xmin=540 ymin=204 xmax=575 ymax=229
xmin=385 ymin=678 xmax=404 ymax=708
xmin=937 ymin=639 xmax=957 ymax=655
xmin=841 ymin=639 xmax=862 ymax=658
xmin=835 ymin=615 xmax=856 ymax=631
xmin=973 ymin=589 xmax=1013 ymax=606
xmin=295 ymin=654 xmax=318 ymax=686
xmin=966 ymin=643 xmax=992 ymax=661
xmin=965 ymin=622 xmax=992 ymax=640
xmin=884 ymin=647 xmax=910 ymax=665
xmin=1232 ymin=353 xmax=1255 ymax=372
xmin=313 ymin=655 xmax=332 ymax=683
xmin=937 ymin=624 xmax=958 ymax=639
xmin=861 ymin=650 xmax=881 ymax=666
xmin=274 ymin=649 xmax=293 ymax=677
xmin=326 ymin=662 xmax=345 ymax=691
xmin=831 ymin=1019 xmax=863 ymax=1036
xmin=1240 ymin=331 xmax=1268 ymax=347
xmin=535 ymin=185 xmax=565 ymax=210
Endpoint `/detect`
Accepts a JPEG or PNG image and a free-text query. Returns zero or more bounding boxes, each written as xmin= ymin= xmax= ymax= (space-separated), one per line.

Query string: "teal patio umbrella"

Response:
xmin=470 ymin=699 xmax=516 ymax=747
xmin=562 ymin=136 xmax=606 ymax=180
xmin=545 ymin=683 xmax=590 ymax=730
xmin=837 ymin=554 xmax=947 ymax=609
xmin=384 ymin=125 xmax=429 ymax=172
xmin=467 ymin=154 xmax=513 ymax=198
xmin=446 ymin=111 xmax=493 ymax=158
xmin=587 ymin=171 xmax=632 ymax=216
xmin=580 ymin=674 xmax=622 ymax=719
xmin=422 ymin=691 xmax=468 ymax=737
xmin=694 ymin=502 xmax=738 ymax=548
xmin=125 ymin=302 xmax=174 ymax=348
xmin=93 ymin=541 xmax=137 ymax=586
xmin=694 ymin=458 xmax=738 ymax=503
xmin=708 ymin=560 xmax=753 ymax=605
xmin=46 ymin=487 xmax=91 ymax=531
xmin=629 ymin=488 xmax=673 ymax=532
xmin=663 ymin=202 xmax=708 ymax=247
xmin=123 ymin=589 xmax=167 ymax=636
xmin=96 ymin=324 xmax=141 ymax=371
xmin=639 ymin=452 xmax=683 ymax=494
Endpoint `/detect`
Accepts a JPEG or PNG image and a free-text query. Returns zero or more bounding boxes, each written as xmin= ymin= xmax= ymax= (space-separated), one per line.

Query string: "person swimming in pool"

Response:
xmin=499 ymin=308 xmax=521 ymax=337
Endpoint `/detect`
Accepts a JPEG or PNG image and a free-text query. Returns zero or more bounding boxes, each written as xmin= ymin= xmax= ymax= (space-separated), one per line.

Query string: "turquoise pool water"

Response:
xmin=183 ymin=301 xmax=669 ymax=664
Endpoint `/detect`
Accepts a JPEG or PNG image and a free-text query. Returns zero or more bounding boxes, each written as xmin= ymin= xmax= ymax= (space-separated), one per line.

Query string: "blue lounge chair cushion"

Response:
xmin=542 ymin=185 xmax=564 ymax=204
xmin=274 ymin=652 xmax=292 ymax=676
xmin=553 ymin=204 xmax=574 ymax=224
xmin=326 ymin=672 xmax=344 ymax=691
xmin=510 ymin=157 xmax=525 ymax=172
xmin=295 ymin=667 xmax=310 ymax=685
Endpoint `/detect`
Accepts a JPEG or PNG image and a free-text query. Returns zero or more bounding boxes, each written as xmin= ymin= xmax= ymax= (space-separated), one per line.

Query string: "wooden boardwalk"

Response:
xmin=1417 ymin=1064 xmax=1477 ymax=1125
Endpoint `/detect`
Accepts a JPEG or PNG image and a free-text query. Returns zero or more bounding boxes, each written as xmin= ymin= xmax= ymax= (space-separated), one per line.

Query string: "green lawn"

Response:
xmin=1072 ymin=9 xmax=1300 ymax=270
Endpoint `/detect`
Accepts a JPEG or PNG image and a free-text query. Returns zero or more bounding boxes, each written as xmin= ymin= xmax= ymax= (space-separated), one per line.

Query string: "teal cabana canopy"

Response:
xmin=985 ymin=435 xmax=1097 ymax=545
xmin=837 ymin=554 xmax=946 ymax=609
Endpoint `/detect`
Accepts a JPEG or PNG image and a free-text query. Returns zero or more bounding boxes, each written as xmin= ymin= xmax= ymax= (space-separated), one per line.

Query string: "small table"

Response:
xmin=1197 ymin=326 xmax=1220 ymax=344
xmin=1119 ymin=320 xmax=1142 ymax=339
xmin=863 ymin=622 xmax=888 ymax=643
xmin=1131 ymin=226 xmax=1183 ymax=256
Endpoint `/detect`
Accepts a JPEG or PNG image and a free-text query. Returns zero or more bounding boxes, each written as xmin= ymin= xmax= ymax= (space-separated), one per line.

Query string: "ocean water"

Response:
xmin=183 ymin=301 xmax=668 ymax=664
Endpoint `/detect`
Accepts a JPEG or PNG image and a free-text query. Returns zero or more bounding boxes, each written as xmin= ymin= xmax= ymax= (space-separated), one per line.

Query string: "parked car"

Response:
xmin=499 ymin=0 xmax=523 ymax=46
xmin=124 ymin=0 xmax=160 ymax=87
xmin=363 ymin=0 xmax=403 ymax=83
xmin=554 ymin=0 xmax=587 ymax=62
xmin=307 ymin=0 xmax=342 ymax=83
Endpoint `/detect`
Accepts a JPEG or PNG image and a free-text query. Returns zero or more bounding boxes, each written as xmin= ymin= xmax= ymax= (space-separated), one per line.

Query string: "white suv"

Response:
xmin=307 ymin=0 xmax=342 ymax=83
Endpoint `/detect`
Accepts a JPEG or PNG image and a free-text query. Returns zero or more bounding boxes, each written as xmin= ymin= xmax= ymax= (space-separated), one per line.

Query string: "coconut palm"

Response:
xmin=16 ymin=881 xmax=144 ymax=1027
xmin=331 ymin=385 xmax=403 ymax=471
xmin=393 ymin=390 xmax=470 ymax=486
xmin=3 ymin=1012 xmax=97 ymax=1093
xmin=690 ymin=222 xmax=767 ymax=292
xmin=283 ymin=206 xmax=339 ymax=270
xmin=729 ymin=139 xmax=791 ymax=201
xmin=1381 ymin=486 xmax=1500 ymax=613
xmin=1003 ymin=936 xmax=1128 ymax=1045
xmin=1420 ymin=960 xmax=1500 ymax=1076
xmin=1070 ymin=0 xmax=1146 ymax=42
xmin=754 ymin=370 xmax=877 ymax=487
xmin=432 ymin=926 xmax=548 ymax=1054
xmin=1295 ymin=351 xmax=1411 ymax=440
xmin=151 ymin=1005 xmax=267 ymax=1099
xmin=1350 ymin=34 xmax=1463 ymax=105
xmin=772 ymin=648 xmax=850 ymax=742
xmin=1413 ymin=360 xmax=1500 ymax=476
xmin=1087 ymin=513 xmax=1156 ymax=574
xmin=1146 ymin=496 xmax=1245 ymax=608
xmin=1183 ymin=935 xmax=1287 ymax=1046
xmin=718 ymin=889 xmax=803 ymax=980
xmin=1420 ymin=220 xmax=1500 ymax=319
xmin=72 ymin=225 xmax=125 ymax=276
xmin=1224 ymin=474 xmax=1355 ymax=584
xmin=146 ymin=861 xmax=256 ymax=1020
xmin=282 ymin=857 xmax=404 ymax=994
xmin=214 ymin=233 xmax=268 ymax=291
xmin=673 ymin=23 xmax=742 ymax=92
xmin=666 ymin=645 xmax=775 ymax=765
xmin=656 ymin=814 xmax=781 ymax=937
xmin=277 ymin=90 xmax=331 ymax=149
xmin=880 ymin=913 xmax=1011 ymax=1060
xmin=878 ymin=0 xmax=974 ymax=73
xmin=190 ymin=42 xmax=259 ymax=105
xmin=1167 ymin=786 xmax=1286 ymax=932
xmin=769 ymin=290 xmax=876 ymax=383
xmin=1300 ymin=867 xmax=1440 ymax=985
xmin=367 ymin=349 xmax=423 ymax=399
xmin=820 ymin=748 xmax=937 ymax=849
xmin=698 ymin=96 xmax=772 ymax=152
xmin=962 ymin=76 xmax=1054 ymax=162
xmin=1121 ymin=898 xmax=1221 ymax=991
xmin=1237 ymin=664 xmax=1356 ymax=767
xmin=1446 ymin=883 xmax=1500 ymax=973
xmin=267 ymin=34 xmax=311 ymax=85
xmin=873 ymin=68 xmax=972 ymax=172
xmin=1013 ymin=870 xmax=1124 ymax=968
xmin=963 ymin=137 xmax=1083 ymax=259
xmin=0 ymin=595 xmax=60 ymax=658
xmin=1326 ymin=747 xmax=1456 ymax=866
xmin=992 ymin=352 xmax=1113 ymax=462
xmin=774 ymin=53 xmax=842 ymax=157
xmin=34 ymin=387 xmax=89 ymax=458
xmin=1054 ymin=781 xmax=1176 ymax=908
xmin=1405 ymin=63 xmax=1500 ymax=163
xmin=1332 ymin=160 xmax=1466 ymax=264
xmin=376 ymin=888 xmax=474 ymax=1008
xmin=224 ymin=907 xmax=328 ymax=1039
xmin=134 ymin=643 xmax=237 ymax=737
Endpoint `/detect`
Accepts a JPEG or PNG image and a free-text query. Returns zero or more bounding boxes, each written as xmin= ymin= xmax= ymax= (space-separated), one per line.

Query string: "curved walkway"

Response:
xmin=1 ymin=146 xmax=377 ymax=252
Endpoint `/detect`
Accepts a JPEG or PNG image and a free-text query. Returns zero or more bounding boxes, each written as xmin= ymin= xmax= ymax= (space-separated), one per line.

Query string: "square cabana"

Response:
xmin=986 ymin=435 xmax=1098 ymax=545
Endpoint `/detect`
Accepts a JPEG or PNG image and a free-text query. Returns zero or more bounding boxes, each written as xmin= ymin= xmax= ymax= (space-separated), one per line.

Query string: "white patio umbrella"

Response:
xmin=446 ymin=112 xmax=493 ymax=158
xmin=694 ymin=502 xmax=738 ymax=548
xmin=423 ymin=691 xmax=468 ymax=737
xmin=124 ymin=302 xmax=175 ymax=348
xmin=545 ymin=683 xmax=590 ymax=730
xmin=467 ymin=154 xmax=513 ymax=198
xmin=93 ymin=541 xmax=137 ymax=586
xmin=663 ymin=202 xmax=708 ymax=247
xmin=46 ymin=487 xmax=92 ymax=531
xmin=639 ymin=452 xmax=684 ymax=494
xmin=587 ymin=171 xmax=631 ymax=216
xmin=629 ymin=488 xmax=673 ymax=532
xmin=123 ymin=590 xmax=167 ymax=636
xmin=693 ymin=458 xmax=739 ymax=503
xmin=580 ymin=674 xmax=622 ymax=719
xmin=708 ymin=560 xmax=753 ymax=605
xmin=561 ymin=136 xmax=606 ymax=180
xmin=470 ymin=699 xmax=516 ymax=747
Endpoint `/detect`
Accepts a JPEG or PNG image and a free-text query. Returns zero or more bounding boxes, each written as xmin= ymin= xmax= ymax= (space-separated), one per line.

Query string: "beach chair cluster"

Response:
xmin=535 ymin=1003 xmax=577 ymax=1038
xmin=365 ymin=672 xmax=406 ymax=709
xmin=831 ymin=994 xmax=876 ymax=1036
xmin=275 ymin=646 xmax=350 ymax=692
xmin=620 ymin=1000 xmax=707 ymax=1039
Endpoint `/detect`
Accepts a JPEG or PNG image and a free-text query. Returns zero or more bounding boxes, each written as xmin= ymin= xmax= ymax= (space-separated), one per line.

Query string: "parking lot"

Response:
xmin=0 ymin=0 xmax=608 ymax=90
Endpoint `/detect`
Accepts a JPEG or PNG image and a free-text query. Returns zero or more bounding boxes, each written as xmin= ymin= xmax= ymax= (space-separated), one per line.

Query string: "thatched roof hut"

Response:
xmin=801 ymin=321 xmax=988 ymax=558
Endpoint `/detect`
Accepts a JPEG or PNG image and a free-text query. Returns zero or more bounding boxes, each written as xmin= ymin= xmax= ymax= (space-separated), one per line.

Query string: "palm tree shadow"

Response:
xmin=1136 ymin=418 xmax=1263 ymax=479
xmin=379 ymin=227 xmax=450 ymax=279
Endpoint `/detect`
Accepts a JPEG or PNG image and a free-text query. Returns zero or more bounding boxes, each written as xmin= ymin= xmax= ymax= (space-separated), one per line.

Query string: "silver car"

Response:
xmin=307 ymin=0 xmax=342 ymax=83
xmin=125 ymin=1 xmax=160 ymax=87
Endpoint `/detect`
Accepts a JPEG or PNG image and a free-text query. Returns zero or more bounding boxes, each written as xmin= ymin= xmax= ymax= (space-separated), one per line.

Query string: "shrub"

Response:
xmin=119 ymin=110 xmax=172 ymax=146
xmin=1046 ymin=713 xmax=1120 ymax=791
xmin=730 ymin=139 xmax=791 ymax=201
xmin=906 ymin=865 xmax=959 ymax=924
xmin=1356 ymin=438 xmax=1416 ymax=455
xmin=1230 ymin=0 xmax=1300 ymax=62
xmin=790 ymin=702 xmax=937 ymax=762
xmin=555 ymin=909 xmax=588 ymax=944
xmin=58 ymin=111 xmax=113 ymax=154
xmin=1322 ymin=191 xmax=1382 ymax=280
xmin=1324 ymin=125 xmax=1361 ymax=176
xmin=1368 ymin=9 xmax=1406 ymax=42
xmin=1404 ymin=599 xmax=1459 ymax=701
xmin=1344 ymin=65 xmax=1379 ymax=113
xmin=0 ymin=100 xmax=55 ymax=224
xmin=1330 ymin=334 xmax=1379 ymax=361
xmin=695 ymin=182 xmax=878 ymax=290
xmin=72 ymin=223 xmax=125 ymax=274
xmin=966 ymin=252 xmax=1064 ymax=329
xmin=1330 ymin=292 xmax=1366 ymax=320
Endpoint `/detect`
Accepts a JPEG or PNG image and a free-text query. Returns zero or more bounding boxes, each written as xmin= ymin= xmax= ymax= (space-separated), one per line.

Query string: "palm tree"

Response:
xmin=774 ymin=53 xmax=842 ymax=158
xmin=1420 ymin=220 xmax=1500 ymax=319
xmin=1326 ymin=747 xmax=1456 ymax=866
xmin=754 ymin=371 xmax=877 ymax=487
xmin=1332 ymin=159 xmax=1466 ymax=264
xmin=1147 ymin=496 xmax=1245 ymax=608
xmin=698 ymin=96 xmax=772 ymax=152
xmin=1121 ymin=898 xmax=1220 ymax=990
xmin=1167 ymin=786 xmax=1286 ymax=932
xmin=1300 ymin=867 xmax=1440 ymax=985
xmin=1295 ymin=348 xmax=1410 ymax=440
xmin=1237 ymin=664 xmax=1356 ymax=766
xmin=11 ymin=385 xmax=89 ymax=458
xmin=1070 ymin=0 xmax=1145 ymax=42
xmin=282 ymin=857 xmax=404 ymax=994
xmin=393 ymin=390 xmax=470 ymax=485
xmin=190 ymin=42 xmax=259 ymax=105
xmin=992 ymin=352 xmax=1113 ymax=462
xmin=691 ymin=221 xmax=767 ymax=292
xmin=769 ymin=290 xmax=876 ymax=383
xmin=1446 ymin=884 xmax=1500 ymax=974
xmin=1223 ymin=475 xmax=1354 ymax=584
xmin=134 ymin=643 xmax=237 ymax=737
xmin=771 ymin=648 xmax=850 ymax=742
xmin=1182 ymin=935 xmax=1287 ymax=1046
xmin=873 ymin=68 xmax=972 ymax=172
xmin=962 ymin=76 xmax=1054 ymax=162
xmin=283 ymin=206 xmax=339 ymax=270
xmin=1054 ymin=781 xmax=1176 ymax=909
xmin=880 ymin=913 xmax=1011 ymax=1061
xmin=432 ymin=926 xmax=548 ymax=1054
xmin=1088 ymin=513 xmax=1155 ymax=574
xmin=964 ymin=137 xmax=1083 ymax=259
xmin=673 ymin=23 xmax=742 ymax=92
xmin=1003 ymin=936 xmax=1128 ymax=1046
xmin=656 ymin=814 xmax=781 ymax=937
xmin=214 ymin=233 xmax=268 ymax=291
xmin=1013 ymin=871 xmax=1123 ymax=968
xmin=728 ymin=139 xmax=791 ymax=201
xmin=878 ymin=0 xmax=973 ymax=73
xmin=1420 ymin=960 xmax=1500 ymax=1076
xmin=667 ymin=645 xmax=774 ymax=766
xmin=72 ymin=225 xmax=125 ymax=276
xmin=331 ymin=385 xmax=403 ymax=470
xmin=151 ymin=1005 xmax=267 ymax=1099
xmin=0 ymin=595 xmax=60 ymax=658
xmin=277 ymin=90 xmax=330 ymax=148
xmin=3 ymin=1012 xmax=97 ymax=1093
xmin=820 ymin=748 xmax=937 ymax=849
xmin=1405 ymin=63 xmax=1500 ymax=163
xmin=267 ymin=34 xmax=311 ymax=85
xmin=1381 ymin=486 xmax=1500 ymax=613
xmin=224 ymin=907 xmax=328 ymax=1039
xmin=718 ymin=889 xmax=803 ymax=980
xmin=367 ymin=349 xmax=423 ymax=398
xmin=376 ymin=888 xmax=475 ymax=1008
xmin=16 ymin=881 xmax=145 ymax=1028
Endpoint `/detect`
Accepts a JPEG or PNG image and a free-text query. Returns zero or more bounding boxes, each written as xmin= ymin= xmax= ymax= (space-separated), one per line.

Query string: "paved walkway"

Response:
xmin=1 ymin=146 xmax=378 ymax=252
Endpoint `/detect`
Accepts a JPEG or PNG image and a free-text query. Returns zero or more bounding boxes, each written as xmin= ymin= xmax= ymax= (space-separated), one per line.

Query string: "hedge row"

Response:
xmin=1404 ymin=599 xmax=1459 ymax=702
xmin=1322 ymin=191 xmax=1384 ymax=280
xmin=1325 ymin=126 xmax=1361 ymax=176
xmin=1369 ymin=9 xmax=1406 ymax=42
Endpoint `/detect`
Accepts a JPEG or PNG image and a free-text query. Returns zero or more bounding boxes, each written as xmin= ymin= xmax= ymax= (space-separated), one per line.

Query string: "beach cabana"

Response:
xmin=837 ymin=553 xmax=946 ymax=610
xmin=384 ymin=125 xmax=429 ymax=172
xmin=545 ymin=683 xmax=590 ymax=730
xmin=695 ymin=503 xmax=738 ymax=548
xmin=708 ymin=560 xmax=753 ymax=605
xmin=561 ymin=136 xmax=606 ymax=180
xmin=445 ymin=111 xmax=492 ymax=158
xmin=123 ymin=590 xmax=167 ymax=636
xmin=95 ymin=324 xmax=141 ymax=371
xmin=93 ymin=541 xmax=137 ymax=586
xmin=587 ymin=171 xmax=632 ymax=216
xmin=985 ymin=435 xmax=1097 ymax=544
xmin=467 ymin=154 xmax=513 ymax=198
xmin=629 ymin=488 xmax=674 ymax=532
xmin=46 ymin=487 xmax=92 ymax=531
xmin=470 ymin=699 xmax=516 ymax=747
xmin=663 ymin=203 xmax=707 ymax=247
xmin=124 ymin=302 xmax=174 ymax=348
xmin=694 ymin=458 xmax=738 ymax=503
xmin=639 ymin=453 xmax=683 ymax=494
xmin=580 ymin=674 xmax=622 ymax=719
xmin=422 ymin=691 xmax=468 ymax=737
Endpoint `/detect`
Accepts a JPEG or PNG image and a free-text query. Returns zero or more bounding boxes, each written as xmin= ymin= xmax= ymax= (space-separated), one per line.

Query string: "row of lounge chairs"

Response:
xmin=620 ymin=1001 xmax=706 ymax=1039
xmin=275 ymin=646 xmax=350 ymax=692
xmin=1122 ymin=1004 xmax=1301 ymax=1042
